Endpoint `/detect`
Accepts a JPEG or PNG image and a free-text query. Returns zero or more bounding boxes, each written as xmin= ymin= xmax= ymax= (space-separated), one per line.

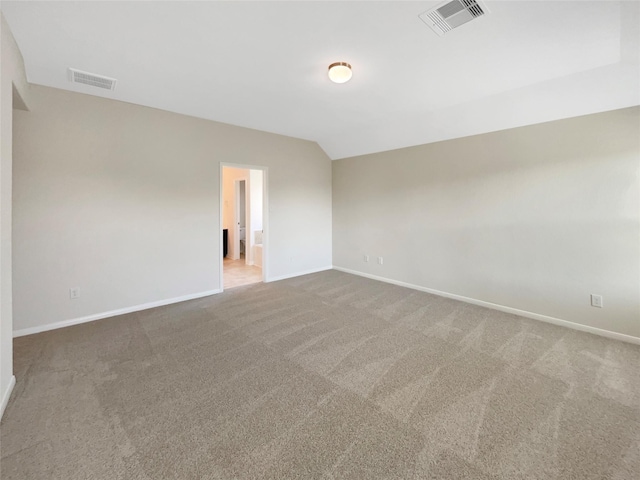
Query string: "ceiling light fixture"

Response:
xmin=328 ymin=62 xmax=352 ymax=84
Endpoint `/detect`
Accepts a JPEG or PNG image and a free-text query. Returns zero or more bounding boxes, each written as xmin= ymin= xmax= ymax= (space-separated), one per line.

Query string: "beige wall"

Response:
xmin=13 ymin=84 xmax=332 ymax=334
xmin=1 ymin=13 xmax=30 ymax=417
xmin=333 ymin=107 xmax=640 ymax=340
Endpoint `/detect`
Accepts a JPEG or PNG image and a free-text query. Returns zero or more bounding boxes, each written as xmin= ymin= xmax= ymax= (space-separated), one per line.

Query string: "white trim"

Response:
xmin=1 ymin=375 xmax=16 ymax=420
xmin=266 ymin=266 xmax=333 ymax=283
xmin=333 ymin=266 xmax=640 ymax=345
xmin=13 ymin=290 xmax=221 ymax=338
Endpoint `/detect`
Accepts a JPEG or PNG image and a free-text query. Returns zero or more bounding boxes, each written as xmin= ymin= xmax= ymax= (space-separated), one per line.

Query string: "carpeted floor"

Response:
xmin=1 ymin=270 xmax=639 ymax=479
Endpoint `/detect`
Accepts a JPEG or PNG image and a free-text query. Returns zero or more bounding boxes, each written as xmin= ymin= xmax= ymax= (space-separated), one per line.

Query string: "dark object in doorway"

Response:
xmin=223 ymin=229 xmax=228 ymax=258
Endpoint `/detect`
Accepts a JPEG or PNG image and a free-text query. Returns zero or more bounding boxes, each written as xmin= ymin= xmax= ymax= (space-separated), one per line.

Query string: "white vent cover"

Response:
xmin=68 ymin=68 xmax=117 ymax=90
xmin=419 ymin=0 xmax=489 ymax=36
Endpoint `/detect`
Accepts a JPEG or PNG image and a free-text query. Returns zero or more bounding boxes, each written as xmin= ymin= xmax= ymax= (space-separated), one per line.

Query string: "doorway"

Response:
xmin=221 ymin=164 xmax=267 ymax=290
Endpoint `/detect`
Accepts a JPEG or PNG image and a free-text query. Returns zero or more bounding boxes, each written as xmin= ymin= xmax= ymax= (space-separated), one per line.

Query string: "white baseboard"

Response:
xmin=13 ymin=289 xmax=221 ymax=338
xmin=1 ymin=375 xmax=16 ymax=420
xmin=266 ymin=265 xmax=333 ymax=283
xmin=333 ymin=266 xmax=640 ymax=345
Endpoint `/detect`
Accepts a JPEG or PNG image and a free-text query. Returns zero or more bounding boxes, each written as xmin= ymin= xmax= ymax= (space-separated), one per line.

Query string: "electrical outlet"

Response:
xmin=590 ymin=294 xmax=603 ymax=308
xmin=363 ymin=255 xmax=369 ymax=262
xmin=69 ymin=287 xmax=80 ymax=299
xmin=378 ymin=257 xmax=384 ymax=265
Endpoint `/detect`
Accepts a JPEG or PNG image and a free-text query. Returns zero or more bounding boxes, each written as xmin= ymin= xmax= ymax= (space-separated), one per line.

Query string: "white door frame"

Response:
xmin=220 ymin=163 xmax=269 ymax=291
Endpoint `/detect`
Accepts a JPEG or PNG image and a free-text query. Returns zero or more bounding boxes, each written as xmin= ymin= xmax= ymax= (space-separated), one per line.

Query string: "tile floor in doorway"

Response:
xmin=223 ymin=256 xmax=263 ymax=289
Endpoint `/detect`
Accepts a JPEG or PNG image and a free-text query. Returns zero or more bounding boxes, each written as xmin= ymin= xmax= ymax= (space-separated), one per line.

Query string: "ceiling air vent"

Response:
xmin=68 ymin=68 xmax=117 ymax=90
xmin=419 ymin=0 xmax=489 ymax=36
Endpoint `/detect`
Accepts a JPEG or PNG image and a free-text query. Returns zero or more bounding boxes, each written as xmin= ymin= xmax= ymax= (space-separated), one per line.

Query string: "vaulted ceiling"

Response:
xmin=2 ymin=1 xmax=639 ymax=159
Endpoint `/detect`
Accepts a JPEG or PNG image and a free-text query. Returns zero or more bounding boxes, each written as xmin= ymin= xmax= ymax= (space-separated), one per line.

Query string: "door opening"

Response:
xmin=220 ymin=164 xmax=267 ymax=290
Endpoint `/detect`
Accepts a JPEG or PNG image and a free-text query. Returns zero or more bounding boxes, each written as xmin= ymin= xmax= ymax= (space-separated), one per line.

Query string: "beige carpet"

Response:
xmin=1 ymin=270 xmax=639 ymax=479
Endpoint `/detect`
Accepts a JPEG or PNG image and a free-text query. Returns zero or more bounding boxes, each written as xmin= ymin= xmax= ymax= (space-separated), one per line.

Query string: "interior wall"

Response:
xmin=333 ymin=107 xmax=640 ymax=340
xmin=12 ymin=84 xmax=332 ymax=334
xmin=0 ymin=14 xmax=30 ymax=417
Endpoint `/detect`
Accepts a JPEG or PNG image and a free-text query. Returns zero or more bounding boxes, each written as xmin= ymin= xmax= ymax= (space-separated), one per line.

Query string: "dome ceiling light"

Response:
xmin=328 ymin=62 xmax=352 ymax=84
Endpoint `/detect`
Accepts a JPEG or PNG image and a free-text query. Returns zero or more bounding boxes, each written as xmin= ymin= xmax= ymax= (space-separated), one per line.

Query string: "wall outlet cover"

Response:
xmin=590 ymin=294 xmax=603 ymax=308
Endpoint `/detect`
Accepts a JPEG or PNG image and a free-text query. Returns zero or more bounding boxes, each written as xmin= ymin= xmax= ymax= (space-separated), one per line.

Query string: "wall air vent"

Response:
xmin=68 ymin=68 xmax=117 ymax=90
xmin=419 ymin=0 xmax=489 ymax=36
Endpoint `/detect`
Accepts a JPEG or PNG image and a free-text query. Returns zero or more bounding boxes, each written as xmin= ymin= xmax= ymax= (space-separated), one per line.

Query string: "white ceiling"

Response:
xmin=2 ymin=1 xmax=639 ymax=160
